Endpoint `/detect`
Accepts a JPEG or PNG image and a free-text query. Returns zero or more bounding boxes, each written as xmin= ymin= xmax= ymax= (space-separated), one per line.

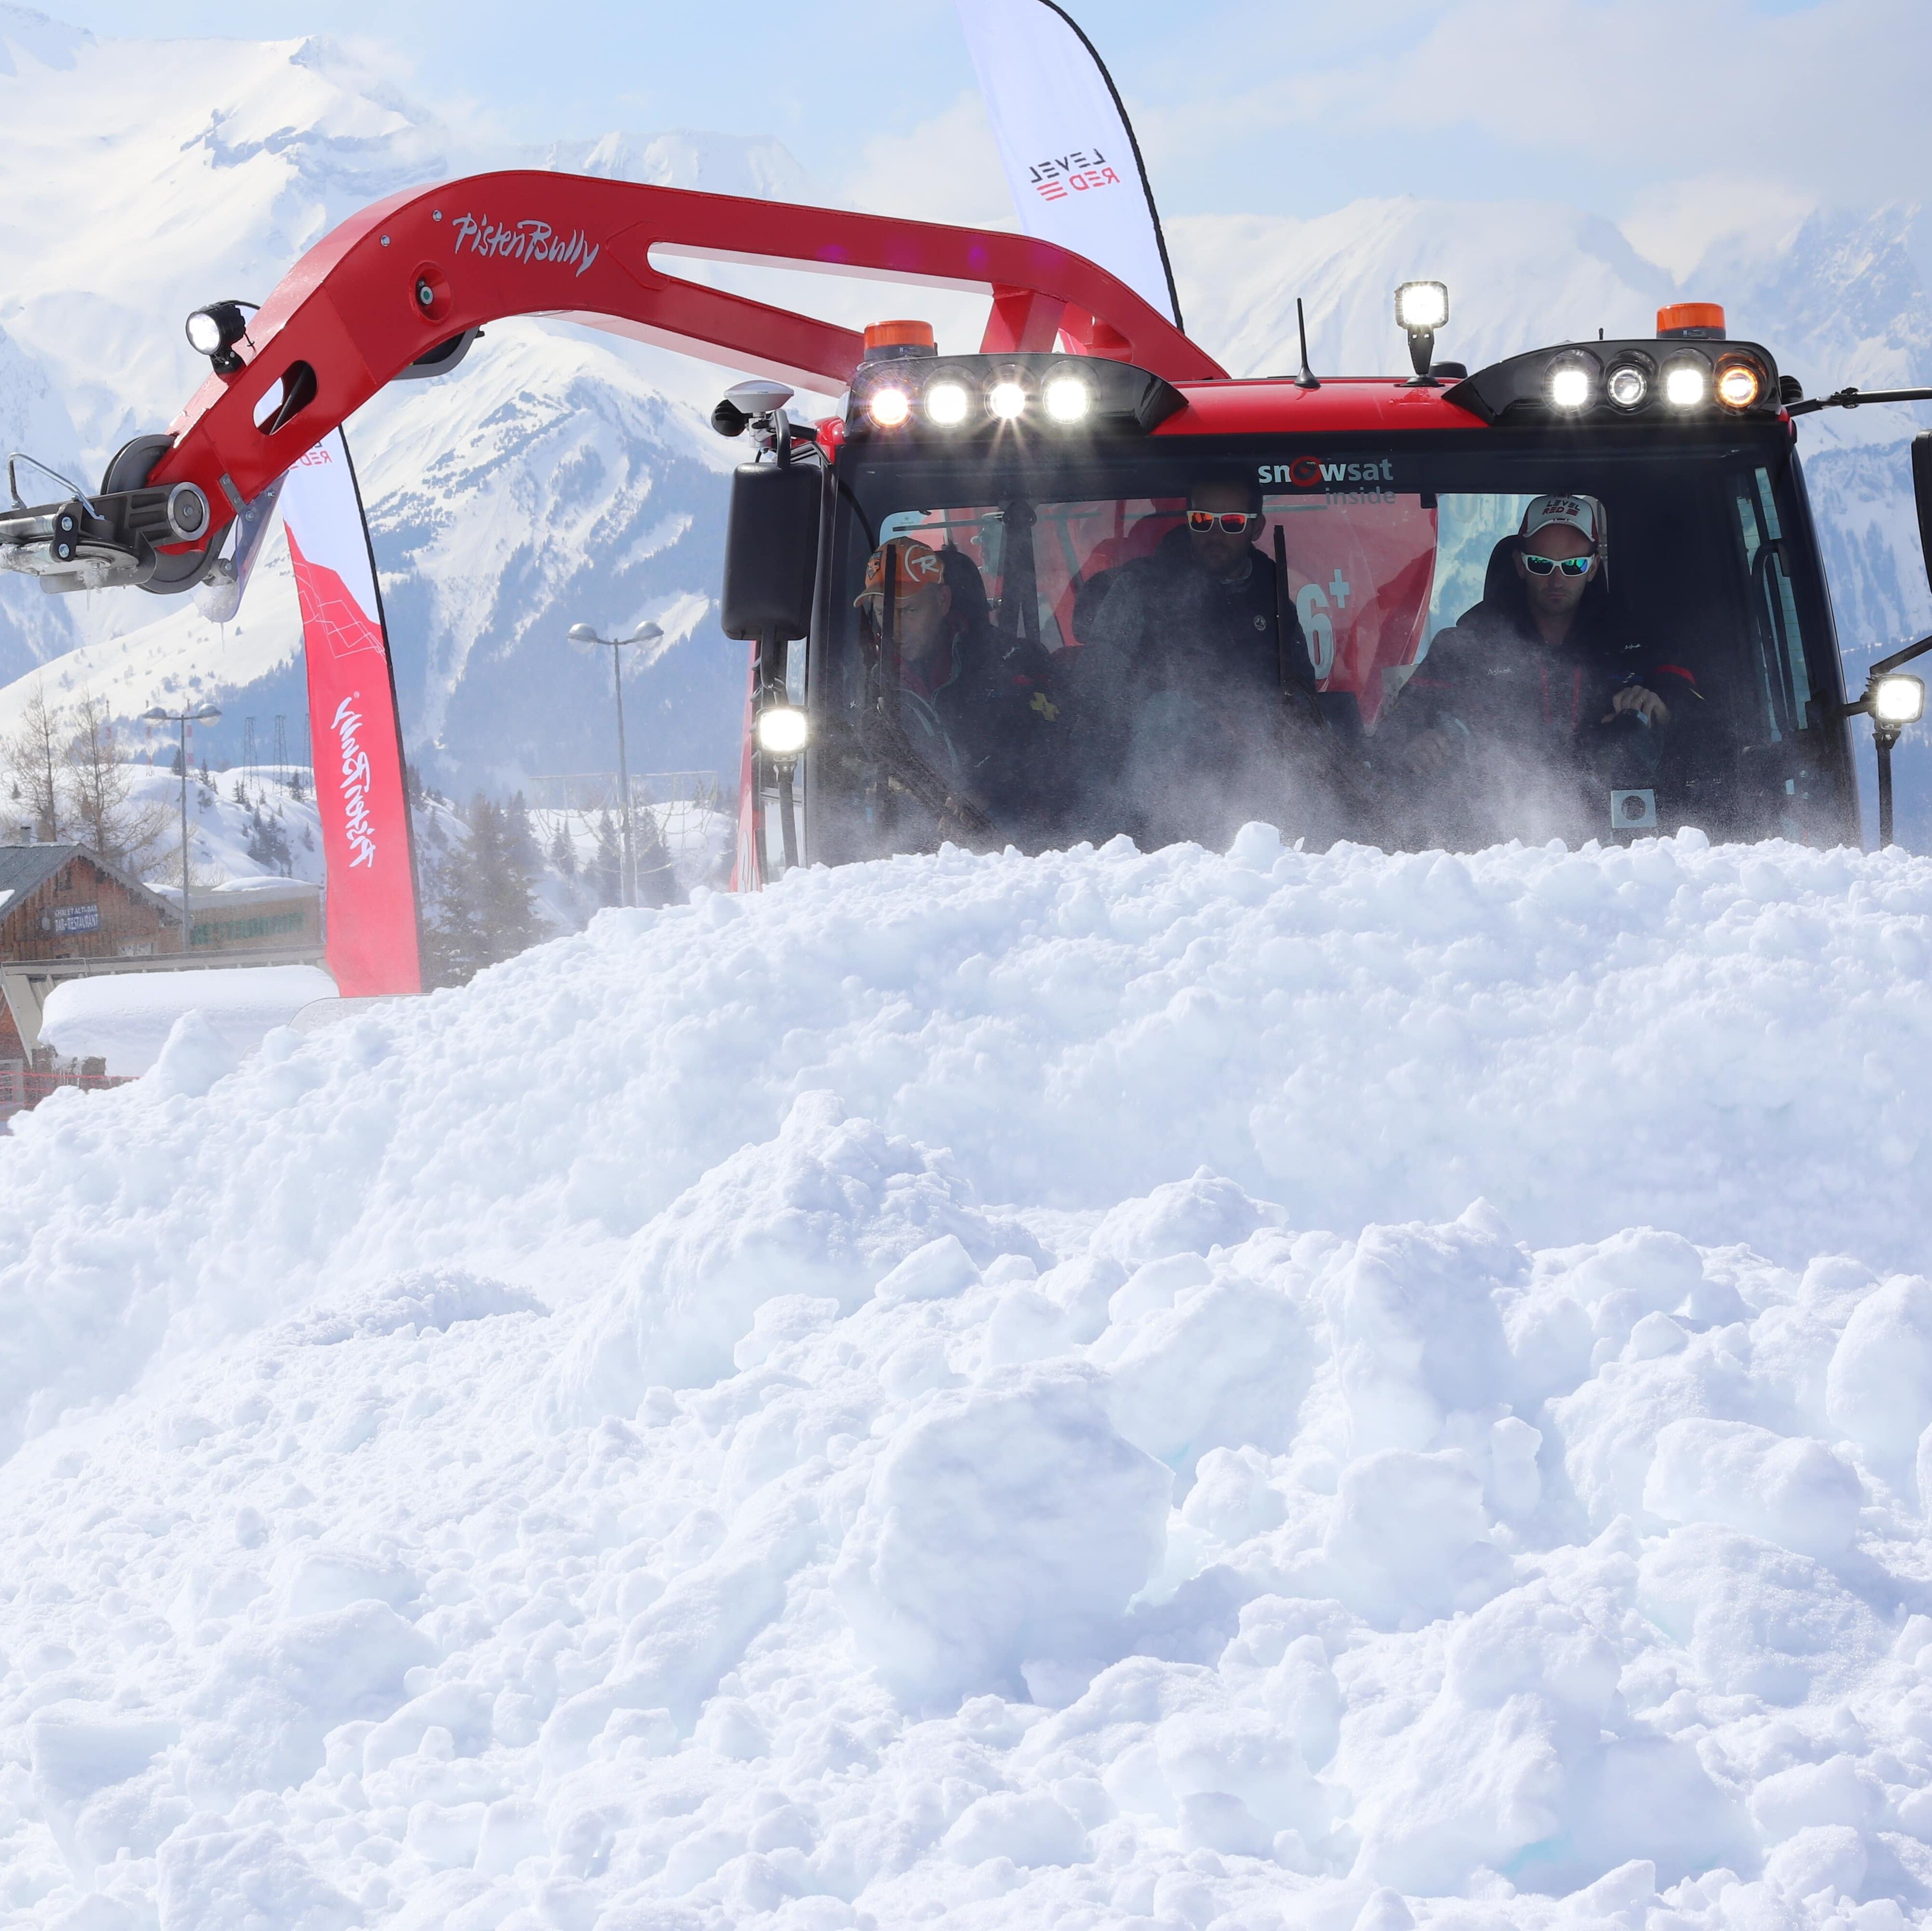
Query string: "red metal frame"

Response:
xmin=149 ymin=171 xmax=1225 ymax=538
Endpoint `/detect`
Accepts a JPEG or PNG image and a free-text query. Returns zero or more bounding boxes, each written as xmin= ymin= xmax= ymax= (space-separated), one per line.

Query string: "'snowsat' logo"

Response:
xmin=449 ymin=214 xmax=601 ymax=277
xmin=332 ymin=694 xmax=378 ymax=869
xmin=1261 ymin=457 xmax=1399 ymax=490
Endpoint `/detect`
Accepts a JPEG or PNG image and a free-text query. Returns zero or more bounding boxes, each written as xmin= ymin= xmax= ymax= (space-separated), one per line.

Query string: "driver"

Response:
xmin=1389 ymin=493 xmax=1701 ymax=840
xmin=1068 ymin=476 xmax=1319 ymax=844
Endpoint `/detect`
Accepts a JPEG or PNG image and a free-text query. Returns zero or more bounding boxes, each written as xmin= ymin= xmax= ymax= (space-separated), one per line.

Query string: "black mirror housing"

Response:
xmin=1914 ymin=432 xmax=1932 ymax=601
xmin=721 ymin=460 xmax=820 ymax=643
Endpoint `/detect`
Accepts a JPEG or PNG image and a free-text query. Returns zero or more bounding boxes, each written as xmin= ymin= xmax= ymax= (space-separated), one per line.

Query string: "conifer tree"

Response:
xmin=592 ymin=809 xmax=622 ymax=907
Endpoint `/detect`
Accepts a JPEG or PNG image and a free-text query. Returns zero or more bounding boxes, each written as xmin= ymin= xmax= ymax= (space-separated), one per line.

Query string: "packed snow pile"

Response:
xmin=8 ymin=830 xmax=1932 ymax=1929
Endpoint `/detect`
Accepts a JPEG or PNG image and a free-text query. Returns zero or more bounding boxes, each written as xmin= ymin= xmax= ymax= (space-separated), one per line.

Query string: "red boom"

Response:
xmin=149 ymin=171 xmax=1225 ymax=537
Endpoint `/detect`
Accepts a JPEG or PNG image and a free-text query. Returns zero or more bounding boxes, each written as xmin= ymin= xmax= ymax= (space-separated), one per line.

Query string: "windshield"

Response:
xmin=801 ymin=429 xmax=1851 ymax=864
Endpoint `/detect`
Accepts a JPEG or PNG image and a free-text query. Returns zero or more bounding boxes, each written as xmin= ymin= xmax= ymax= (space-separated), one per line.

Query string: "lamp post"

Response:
xmin=142 ymin=702 xmax=222 ymax=949
xmin=567 ymin=622 xmax=663 ymax=906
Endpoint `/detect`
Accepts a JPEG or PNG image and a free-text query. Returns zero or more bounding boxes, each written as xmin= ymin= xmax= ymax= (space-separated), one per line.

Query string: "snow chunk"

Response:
xmin=835 ymin=1364 xmax=1170 ymax=1707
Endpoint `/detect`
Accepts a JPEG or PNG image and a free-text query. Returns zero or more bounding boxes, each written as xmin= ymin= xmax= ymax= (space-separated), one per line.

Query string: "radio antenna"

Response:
xmin=1295 ymin=298 xmax=1320 ymax=390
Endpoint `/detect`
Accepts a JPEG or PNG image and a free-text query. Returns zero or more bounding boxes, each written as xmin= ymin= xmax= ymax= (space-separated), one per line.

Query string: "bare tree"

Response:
xmin=0 ymin=680 xmax=63 ymax=841
xmin=61 ymin=690 xmax=167 ymax=871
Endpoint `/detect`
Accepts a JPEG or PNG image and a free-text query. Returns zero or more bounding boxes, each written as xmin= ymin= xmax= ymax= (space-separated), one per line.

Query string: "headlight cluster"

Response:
xmin=862 ymin=363 xmax=1093 ymax=432
xmin=1538 ymin=343 xmax=1769 ymax=416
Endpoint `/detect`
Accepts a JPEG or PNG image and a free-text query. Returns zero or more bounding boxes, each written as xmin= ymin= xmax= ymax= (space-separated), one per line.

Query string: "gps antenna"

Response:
xmin=1295 ymin=299 xmax=1320 ymax=390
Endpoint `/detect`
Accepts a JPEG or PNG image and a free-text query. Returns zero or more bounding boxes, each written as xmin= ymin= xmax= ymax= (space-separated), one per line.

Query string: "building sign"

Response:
xmin=49 ymin=903 xmax=100 ymax=936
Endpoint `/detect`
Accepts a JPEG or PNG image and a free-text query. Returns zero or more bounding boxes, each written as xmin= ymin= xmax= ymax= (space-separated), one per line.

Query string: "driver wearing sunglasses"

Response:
xmin=1388 ymin=492 xmax=1701 ymax=835
xmin=1066 ymin=476 xmax=1321 ymax=846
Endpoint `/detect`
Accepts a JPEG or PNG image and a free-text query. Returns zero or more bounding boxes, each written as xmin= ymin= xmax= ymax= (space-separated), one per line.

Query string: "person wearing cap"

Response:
xmin=1067 ymin=476 xmax=1321 ymax=845
xmin=849 ymin=535 xmax=1068 ymax=841
xmin=1387 ymin=493 xmax=1701 ymax=841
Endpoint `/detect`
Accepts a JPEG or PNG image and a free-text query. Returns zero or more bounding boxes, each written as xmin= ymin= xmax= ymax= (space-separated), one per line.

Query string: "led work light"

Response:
xmin=756 ymin=704 xmax=810 ymax=757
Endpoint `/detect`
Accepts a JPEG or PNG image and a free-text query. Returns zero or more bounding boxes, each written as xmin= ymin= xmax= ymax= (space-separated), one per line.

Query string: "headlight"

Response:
xmin=756 ymin=704 xmax=810 ymax=757
xmin=1663 ymin=353 xmax=1709 ymax=408
xmin=1043 ymin=374 xmax=1091 ymax=423
xmin=1605 ymin=356 xmax=1653 ymax=412
xmin=1394 ymin=281 xmax=1449 ymax=333
xmin=986 ymin=378 xmax=1028 ymax=422
xmin=867 ymin=386 xmax=912 ymax=428
xmin=924 ymin=380 xmax=970 ymax=426
xmin=1546 ymin=350 xmax=1598 ymax=411
xmin=1874 ymin=674 xmax=1925 ymax=726
xmin=1715 ymin=353 xmax=1765 ymax=410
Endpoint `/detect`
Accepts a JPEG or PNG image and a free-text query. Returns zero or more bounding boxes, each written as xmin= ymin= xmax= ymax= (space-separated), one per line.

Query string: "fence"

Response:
xmin=527 ymin=772 xmax=730 ymax=891
xmin=525 ymin=771 xmax=722 ymax=813
xmin=0 ymin=1059 xmax=137 ymax=1119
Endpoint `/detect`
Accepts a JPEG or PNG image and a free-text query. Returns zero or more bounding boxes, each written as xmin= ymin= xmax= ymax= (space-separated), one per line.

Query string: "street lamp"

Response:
xmin=567 ymin=621 xmax=663 ymax=907
xmin=143 ymin=702 xmax=222 ymax=949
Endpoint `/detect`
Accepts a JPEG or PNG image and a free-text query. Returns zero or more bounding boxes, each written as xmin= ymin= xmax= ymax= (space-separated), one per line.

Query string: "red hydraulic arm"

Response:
xmin=149 ymin=170 xmax=1224 ymax=545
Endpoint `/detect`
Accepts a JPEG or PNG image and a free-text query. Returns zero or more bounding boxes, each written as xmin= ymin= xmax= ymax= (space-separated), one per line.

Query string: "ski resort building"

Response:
xmin=0 ymin=848 xmax=327 ymax=1110
xmin=0 ymin=842 xmax=180 ymax=1102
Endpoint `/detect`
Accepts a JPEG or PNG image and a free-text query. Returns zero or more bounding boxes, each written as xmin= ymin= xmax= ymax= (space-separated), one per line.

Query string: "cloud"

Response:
xmin=1619 ymin=174 xmax=1818 ymax=283
xmin=839 ymin=90 xmax=1018 ymax=231
xmin=1125 ymin=0 xmax=1928 ymax=234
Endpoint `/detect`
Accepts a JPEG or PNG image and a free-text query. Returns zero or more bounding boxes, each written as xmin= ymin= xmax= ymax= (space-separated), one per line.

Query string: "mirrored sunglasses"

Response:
xmin=1522 ymin=551 xmax=1596 ymax=578
xmin=1186 ymin=510 xmax=1262 ymax=534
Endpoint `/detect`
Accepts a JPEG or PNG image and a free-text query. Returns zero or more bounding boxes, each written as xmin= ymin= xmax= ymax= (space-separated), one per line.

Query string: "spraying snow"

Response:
xmin=5 ymin=829 xmax=1932 ymax=1928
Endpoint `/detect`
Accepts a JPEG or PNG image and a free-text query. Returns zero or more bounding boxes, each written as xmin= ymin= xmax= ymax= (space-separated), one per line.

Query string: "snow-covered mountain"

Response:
xmin=0 ymin=7 xmax=1927 ymax=818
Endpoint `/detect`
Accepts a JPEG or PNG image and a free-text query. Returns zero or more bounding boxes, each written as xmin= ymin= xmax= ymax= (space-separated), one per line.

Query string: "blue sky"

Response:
xmin=43 ymin=0 xmax=1927 ymax=273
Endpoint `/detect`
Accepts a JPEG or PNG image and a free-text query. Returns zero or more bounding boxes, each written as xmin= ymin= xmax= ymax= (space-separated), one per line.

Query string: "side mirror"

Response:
xmin=721 ymin=458 xmax=820 ymax=644
xmin=1914 ymin=432 xmax=1932 ymax=600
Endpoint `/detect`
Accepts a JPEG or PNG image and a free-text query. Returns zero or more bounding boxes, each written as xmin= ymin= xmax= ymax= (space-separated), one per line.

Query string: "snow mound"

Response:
xmin=6 ymin=831 xmax=1932 ymax=1928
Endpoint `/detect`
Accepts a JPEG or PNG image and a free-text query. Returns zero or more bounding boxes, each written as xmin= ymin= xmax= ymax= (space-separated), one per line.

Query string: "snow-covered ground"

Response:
xmin=6 ymin=829 xmax=1932 ymax=1929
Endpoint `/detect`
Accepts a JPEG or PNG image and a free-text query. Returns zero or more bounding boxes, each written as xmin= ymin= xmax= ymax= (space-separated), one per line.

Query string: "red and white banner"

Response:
xmin=953 ymin=0 xmax=1181 ymax=328
xmin=279 ymin=430 xmax=422 ymax=996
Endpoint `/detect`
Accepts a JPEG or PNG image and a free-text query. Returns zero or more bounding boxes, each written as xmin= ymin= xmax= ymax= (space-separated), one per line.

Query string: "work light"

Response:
xmin=756 ymin=704 xmax=809 ymax=757
xmin=184 ymin=301 xmax=252 ymax=376
xmin=924 ymin=380 xmax=971 ymax=426
xmin=987 ymin=378 xmax=1028 ymax=422
xmin=1545 ymin=350 xmax=1598 ymax=411
xmin=1394 ymin=282 xmax=1449 ymax=334
xmin=1874 ymin=673 xmax=1925 ymax=727
xmin=1606 ymin=358 xmax=1652 ymax=411
xmin=1663 ymin=355 xmax=1709 ymax=408
xmin=1715 ymin=354 xmax=1766 ymax=410
xmin=1044 ymin=374 xmax=1091 ymax=423
xmin=867 ymin=386 xmax=912 ymax=428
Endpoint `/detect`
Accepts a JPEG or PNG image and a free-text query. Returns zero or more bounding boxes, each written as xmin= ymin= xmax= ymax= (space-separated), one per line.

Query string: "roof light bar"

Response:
xmin=847 ymin=352 xmax=1183 ymax=438
xmin=1442 ymin=336 xmax=1783 ymax=424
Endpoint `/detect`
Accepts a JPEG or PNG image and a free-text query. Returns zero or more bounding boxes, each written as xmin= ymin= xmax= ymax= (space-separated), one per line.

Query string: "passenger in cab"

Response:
xmin=851 ymin=535 xmax=1067 ymax=842
xmin=1388 ymin=493 xmax=1702 ymax=843
xmin=1069 ymin=477 xmax=1319 ymax=845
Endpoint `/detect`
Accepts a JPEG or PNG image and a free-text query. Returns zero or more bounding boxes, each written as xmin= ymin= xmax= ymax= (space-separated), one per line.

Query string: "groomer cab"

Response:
xmin=725 ymin=293 xmax=1932 ymax=882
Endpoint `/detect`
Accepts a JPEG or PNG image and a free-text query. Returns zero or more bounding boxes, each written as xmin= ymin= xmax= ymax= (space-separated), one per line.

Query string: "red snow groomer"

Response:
xmin=5 ymin=173 xmax=1932 ymax=883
